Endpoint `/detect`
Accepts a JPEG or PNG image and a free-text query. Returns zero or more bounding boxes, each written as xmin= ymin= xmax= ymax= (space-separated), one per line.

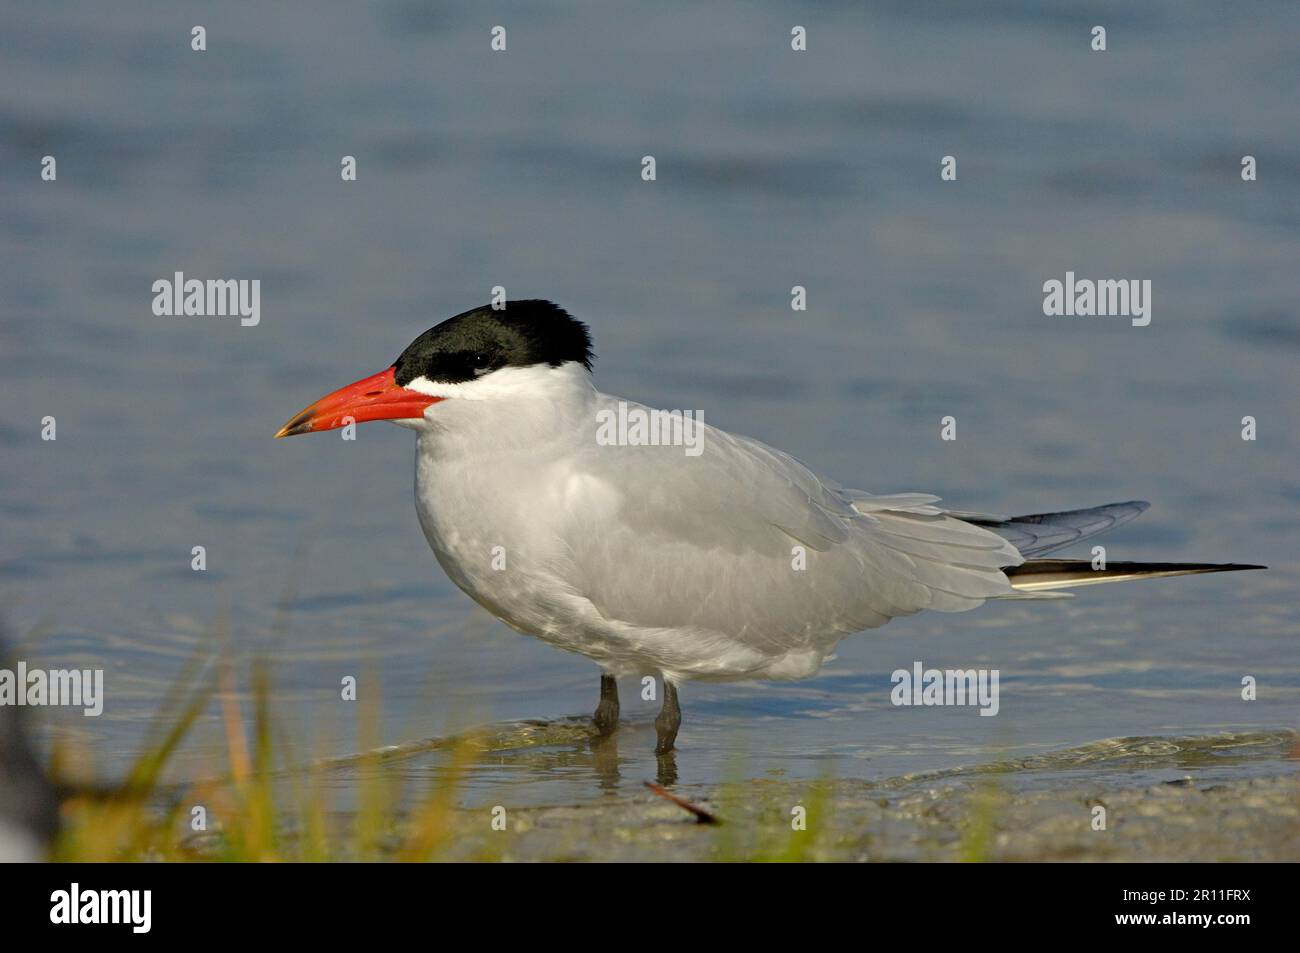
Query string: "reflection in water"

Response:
xmin=300 ymin=722 xmax=1300 ymax=819
xmin=589 ymin=735 xmax=621 ymax=792
xmin=655 ymin=751 xmax=678 ymax=788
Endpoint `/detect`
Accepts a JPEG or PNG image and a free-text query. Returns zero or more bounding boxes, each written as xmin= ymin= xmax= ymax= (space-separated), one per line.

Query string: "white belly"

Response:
xmin=411 ymin=430 xmax=827 ymax=681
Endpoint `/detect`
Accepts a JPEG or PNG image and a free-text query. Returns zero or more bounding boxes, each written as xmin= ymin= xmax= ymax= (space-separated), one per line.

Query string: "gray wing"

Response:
xmin=560 ymin=413 xmax=1022 ymax=665
xmin=955 ymin=501 xmax=1150 ymax=557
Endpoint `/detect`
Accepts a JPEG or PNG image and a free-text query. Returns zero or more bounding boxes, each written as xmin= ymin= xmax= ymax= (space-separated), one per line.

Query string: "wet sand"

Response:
xmin=451 ymin=772 xmax=1298 ymax=862
xmin=304 ymin=726 xmax=1300 ymax=862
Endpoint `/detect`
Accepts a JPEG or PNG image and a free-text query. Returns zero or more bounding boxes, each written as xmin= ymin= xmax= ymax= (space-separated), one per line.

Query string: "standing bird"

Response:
xmin=276 ymin=301 xmax=1263 ymax=755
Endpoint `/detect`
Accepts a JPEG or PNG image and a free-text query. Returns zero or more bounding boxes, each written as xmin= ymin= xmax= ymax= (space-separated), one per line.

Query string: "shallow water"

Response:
xmin=215 ymin=728 xmax=1300 ymax=860
xmin=2 ymin=2 xmax=1298 ymax=808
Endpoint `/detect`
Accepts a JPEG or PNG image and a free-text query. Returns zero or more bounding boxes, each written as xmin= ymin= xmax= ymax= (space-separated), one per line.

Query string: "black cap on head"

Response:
xmin=393 ymin=300 xmax=594 ymax=386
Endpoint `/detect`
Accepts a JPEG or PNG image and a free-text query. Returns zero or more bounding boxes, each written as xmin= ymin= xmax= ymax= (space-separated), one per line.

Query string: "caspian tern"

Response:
xmin=276 ymin=300 xmax=1264 ymax=755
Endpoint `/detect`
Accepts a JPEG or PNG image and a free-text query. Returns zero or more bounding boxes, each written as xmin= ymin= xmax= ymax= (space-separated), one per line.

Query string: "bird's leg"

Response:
xmin=655 ymin=749 xmax=678 ymax=787
xmin=592 ymin=673 xmax=620 ymax=737
xmin=654 ymin=679 xmax=681 ymax=755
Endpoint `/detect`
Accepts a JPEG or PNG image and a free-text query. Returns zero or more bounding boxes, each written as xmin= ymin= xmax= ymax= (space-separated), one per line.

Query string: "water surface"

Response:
xmin=1 ymin=1 xmax=1297 ymax=807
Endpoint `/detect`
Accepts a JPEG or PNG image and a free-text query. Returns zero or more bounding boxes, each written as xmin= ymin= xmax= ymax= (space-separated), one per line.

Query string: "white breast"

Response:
xmin=410 ymin=365 xmax=629 ymax=662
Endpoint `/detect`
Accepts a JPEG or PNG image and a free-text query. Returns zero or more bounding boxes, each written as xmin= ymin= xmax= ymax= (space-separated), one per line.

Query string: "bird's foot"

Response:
xmin=653 ymin=679 xmax=681 ymax=754
xmin=592 ymin=673 xmax=620 ymax=737
xmin=593 ymin=700 xmax=620 ymax=737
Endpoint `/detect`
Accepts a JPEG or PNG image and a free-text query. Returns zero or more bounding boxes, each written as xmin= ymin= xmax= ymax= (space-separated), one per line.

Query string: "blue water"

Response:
xmin=1 ymin=1 xmax=1297 ymax=804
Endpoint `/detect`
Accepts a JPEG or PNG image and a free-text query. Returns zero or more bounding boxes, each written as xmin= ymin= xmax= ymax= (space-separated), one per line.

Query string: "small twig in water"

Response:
xmin=643 ymin=780 xmax=720 ymax=825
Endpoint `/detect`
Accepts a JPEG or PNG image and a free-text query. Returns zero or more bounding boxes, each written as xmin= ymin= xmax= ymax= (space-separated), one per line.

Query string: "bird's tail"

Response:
xmin=951 ymin=500 xmax=1266 ymax=593
xmin=1005 ymin=559 xmax=1266 ymax=592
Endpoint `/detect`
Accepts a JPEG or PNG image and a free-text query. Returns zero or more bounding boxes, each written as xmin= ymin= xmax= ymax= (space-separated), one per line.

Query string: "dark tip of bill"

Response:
xmin=274 ymin=413 xmax=313 ymax=438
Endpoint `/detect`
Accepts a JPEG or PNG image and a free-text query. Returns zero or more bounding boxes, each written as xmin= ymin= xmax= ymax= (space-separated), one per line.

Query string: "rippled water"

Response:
xmin=2 ymin=1 xmax=1297 ymax=806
